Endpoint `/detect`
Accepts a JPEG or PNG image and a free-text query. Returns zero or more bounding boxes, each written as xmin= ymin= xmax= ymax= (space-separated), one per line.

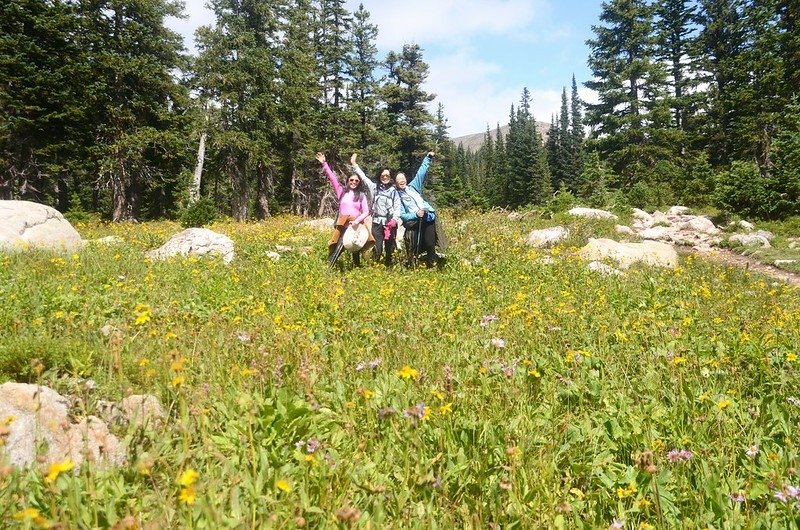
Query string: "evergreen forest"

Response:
xmin=2 ymin=0 xmax=799 ymax=222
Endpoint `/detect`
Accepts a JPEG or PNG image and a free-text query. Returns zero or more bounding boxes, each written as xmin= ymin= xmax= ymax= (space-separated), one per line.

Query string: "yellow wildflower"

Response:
xmin=171 ymin=358 xmax=185 ymax=371
xmin=717 ymin=399 xmax=732 ymax=410
xmin=171 ymin=376 xmax=185 ymax=387
xmin=787 ymin=352 xmax=797 ymax=362
xmin=357 ymin=388 xmax=374 ymax=399
xmin=671 ymin=356 xmax=687 ymax=366
xmin=396 ymin=365 xmax=418 ymax=380
xmin=439 ymin=402 xmax=453 ymax=415
xmin=178 ymin=469 xmax=199 ymax=487
xmin=178 ymin=485 xmax=196 ymax=505
xmin=44 ymin=459 xmax=74 ymax=483
xmin=276 ymin=479 xmax=291 ymax=493
xmin=430 ymin=389 xmax=445 ymax=401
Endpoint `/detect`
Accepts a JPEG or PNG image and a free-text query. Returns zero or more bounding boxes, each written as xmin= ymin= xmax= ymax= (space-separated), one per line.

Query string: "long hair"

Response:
xmin=377 ymin=168 xmax=394 ymax=191
xmin=340 ymin=174 xmax=368 ymax=203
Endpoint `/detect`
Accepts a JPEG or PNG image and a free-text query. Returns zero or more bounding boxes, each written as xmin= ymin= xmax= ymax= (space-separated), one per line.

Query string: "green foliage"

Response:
xmin=713 ymin=161 xmax=795 ymax=219
xmin=179 ymin=197 xmax=218 ymax=228
xmin=2 ymin=215 xmax=800 ymax=527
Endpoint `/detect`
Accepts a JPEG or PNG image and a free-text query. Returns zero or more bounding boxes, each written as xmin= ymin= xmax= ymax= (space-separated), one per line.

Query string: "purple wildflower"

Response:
xmin=730 ymin=492 xmax=746 ymax=503
xmin=774 ymin=490 xmax=789 ymax=502
xmin=480 ymin=315 xmax=499 ymax=327
xmin=305 ymin=437 xmax=320 ymax=454
xmin=787 ymin=485 xmax=800 ymax=499
xmin=355 ymin=362 xmax=366 ymax=372
xmin=377 ymin=407 xmax=395 ymax=420
xmin=745 ymin=445 xmax=759 ymax=458
xmin=490 ymin=337 xmax=506 ymax=349
xmin=666 ymin=449 xmax=693 ymax=463
xmin=609 ymin=520 xmax=624 ymax=530
xmin=403 ymin=402 xmax=426 ymax=421
xmin=369 ymin=358 xmax=382 ymax=370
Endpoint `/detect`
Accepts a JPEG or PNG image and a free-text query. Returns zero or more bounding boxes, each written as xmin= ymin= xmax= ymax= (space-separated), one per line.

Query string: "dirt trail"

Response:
xmin=681 ymin=248 xmax=800 ymax=288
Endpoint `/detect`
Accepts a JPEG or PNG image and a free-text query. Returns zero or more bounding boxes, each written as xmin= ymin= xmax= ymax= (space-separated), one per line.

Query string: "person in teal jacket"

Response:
xmin=394 ymin=151 xmax=447 ymax=268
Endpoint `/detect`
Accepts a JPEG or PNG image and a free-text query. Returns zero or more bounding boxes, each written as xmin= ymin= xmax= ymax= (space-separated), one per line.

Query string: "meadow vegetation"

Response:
xmin=1 ymin=212 xmax=799 ymax=528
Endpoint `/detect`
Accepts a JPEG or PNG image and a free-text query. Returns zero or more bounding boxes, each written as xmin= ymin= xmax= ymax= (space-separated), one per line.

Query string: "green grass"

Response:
xmin=1 ymin=212 xmax=799 ymax=528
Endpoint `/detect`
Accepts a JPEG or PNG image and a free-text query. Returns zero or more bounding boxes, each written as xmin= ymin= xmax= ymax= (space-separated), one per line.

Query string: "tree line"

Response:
xmin=457 ymin=0 xmax=800 ymax=219
xmin=2 ymin=0 xmax=799 ymax=222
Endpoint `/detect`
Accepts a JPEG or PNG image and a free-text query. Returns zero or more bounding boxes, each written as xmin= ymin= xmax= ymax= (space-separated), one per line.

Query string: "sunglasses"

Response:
xmin=348 ymin=178 xmax=360 ymax=183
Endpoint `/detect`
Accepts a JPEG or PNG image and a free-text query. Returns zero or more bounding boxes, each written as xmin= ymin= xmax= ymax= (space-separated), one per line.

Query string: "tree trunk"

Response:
xmin=189 ymin=130 xmax=206 ymax=205
xmin=255 ymin=161 xmax=272 ymax=219
xmin=229 ymin=152 xmax=249 ymax=222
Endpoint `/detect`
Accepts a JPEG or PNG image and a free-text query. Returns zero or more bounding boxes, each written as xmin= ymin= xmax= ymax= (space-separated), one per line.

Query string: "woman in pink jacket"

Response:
xmin=315 ymin=152 xmax=375 ymax=266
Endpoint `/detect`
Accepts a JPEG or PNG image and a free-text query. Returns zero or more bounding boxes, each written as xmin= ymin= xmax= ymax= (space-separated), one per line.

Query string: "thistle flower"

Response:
xmin=666 ymin=449 xmax=693 ymax=463
xmin=729 ymin=492 xmax=746 ymax=503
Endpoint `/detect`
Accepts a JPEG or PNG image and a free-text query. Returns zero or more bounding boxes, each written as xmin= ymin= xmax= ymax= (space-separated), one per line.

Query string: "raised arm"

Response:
xmin=408 ymin=151 xmax=435 ymax=193
xmin=316 ymin=152 xmax=342 ymax=198
xmin=351 ymin=153 xmax=375 ymax=195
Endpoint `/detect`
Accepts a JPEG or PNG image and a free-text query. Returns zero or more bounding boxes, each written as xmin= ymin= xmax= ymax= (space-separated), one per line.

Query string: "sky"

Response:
xmin=165 ymin=0 xmax=603 ymax=138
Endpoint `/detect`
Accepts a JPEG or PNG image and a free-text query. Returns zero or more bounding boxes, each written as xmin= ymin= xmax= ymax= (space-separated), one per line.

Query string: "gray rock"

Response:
xmin=0 ymin=383 xmax=124 ymax=467
xmin=774 ymin=260 xmax=797 ymax=266
xmin=615 ymin=225 xmax=635 ymax=236
xmin=120 ymin=394 xmax=164 ymax=430
xmin=524 ymin=226 xmax=570 ymax=248
xmin=266 ymin=251 xmax=281 ymax=261
xmin=679 ymin=217 xmax=719 ymax=235
xmin=738 ymin=220 xmax=755 ymax=231
xmin=729 ymin=233 xmax=771 ymax=248
xmin=587 ymin=261 xmax=623 ymax=276
xmin=300 ymin=218 xmax=335 ymax=232
xmin=568 ymin=207 xmax=618 ymax=221
xmin=667 ymin=206 xmax=691 ymax=216
xmin=638 ymin=226 xmax=674 ymax=241
xmin=0 ymin=200 xmax=83 ymax=251
xmin=145 ymin=228 xmax=235 ymax=264
xmin=578 ymin=238 xmax=679 ymax=269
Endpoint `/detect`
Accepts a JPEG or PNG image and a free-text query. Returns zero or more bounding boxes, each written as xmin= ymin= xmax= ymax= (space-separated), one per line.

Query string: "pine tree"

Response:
xmin=195 ymin=0 xmax=281 ymax=220
xmin=568 ymin=75 xmax=585 ymax=189
xmin=381 ymin=44 xmax=435 ymax=175
xmin=505 ymin=88 xmax=550 ymax=208
xmin=490 ymin=123 xmax=508 ymax=207
xmin=346 ymin=3 xmax=380 ymax=154
xmin=585 ymin=0 xmax=672 ymax=188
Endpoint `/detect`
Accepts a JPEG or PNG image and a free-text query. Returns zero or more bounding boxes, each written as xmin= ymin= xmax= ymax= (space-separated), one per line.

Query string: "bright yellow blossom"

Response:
xmin=276 ymin=479 xmax=291 ymax=492
xmin=44 ymin=459 xmax=74 ymax=483
xmin=396 ymin=365 xmax=418 ymax=379
xmin=178 ymin=469 xmax=199 ymax=487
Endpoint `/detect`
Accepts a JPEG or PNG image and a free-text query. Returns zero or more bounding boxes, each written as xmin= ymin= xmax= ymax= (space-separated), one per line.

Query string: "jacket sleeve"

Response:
xmin=391 ymin=191 xmax=402 ymax=222
xmin=396 ymin=192 xmax=417 ymax=223
xmin=322 ymin=162 xmax=342 ymax=198
xmin=408 ymin=154 xmax=432 ymax=193
xmin=354 ymin=194 xmax=369 ymax=224
xmin=353 ymin=163 xmax=375 ymax=195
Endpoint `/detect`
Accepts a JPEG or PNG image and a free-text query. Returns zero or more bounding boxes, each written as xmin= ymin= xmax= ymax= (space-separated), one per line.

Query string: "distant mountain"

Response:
xmin=451 ymin=121 xmax=551 ymax=153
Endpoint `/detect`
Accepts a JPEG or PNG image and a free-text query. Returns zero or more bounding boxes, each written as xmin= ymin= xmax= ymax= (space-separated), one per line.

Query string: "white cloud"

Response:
xmin=345 ymin=0 xmax=549 ymax=49
xmin=165 ymin=0 xmax=214 ymax=53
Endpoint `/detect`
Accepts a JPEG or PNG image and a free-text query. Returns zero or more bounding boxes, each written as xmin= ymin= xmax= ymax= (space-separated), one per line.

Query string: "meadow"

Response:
xmin=1 ymin=212 xmax=799 ymax=529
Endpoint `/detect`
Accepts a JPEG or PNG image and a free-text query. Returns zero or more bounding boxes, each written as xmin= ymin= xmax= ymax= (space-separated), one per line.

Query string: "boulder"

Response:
xmin=578 ymin=238 xmax=679 ymax=269
xmin=638 ymin=226 xmax=674 ymax=241
xmin=754 ymin=229 xmax=774 ymax=241
xmin=729 ymin=233 xmax=771 ymax=248
xmin=678 ymin=217 xmax=719 ymax=235
xmin=774 ymin=259 xmax=797 ymax=266
xmin=567 ymin=207 xmax=618 ymax=221
xmin=632 ymin=208 xmax=653 ymax=224
xmin=615 ymin=225 xmax=635 ymax=236
xmin=0 ymin=383 xmax=124 ymax=467
xmin=0 ymin=200 xmax=83 ymax=251
xmin=651 ymin=211 xmax=671 ymax=226
xmin=738 ymin=220 xmax=755 ymax=231
xmin=524 ymin=226 xmax=570 ymax=248
xmin=587 ymin=261 xmax=623 ymax=276
xmin=120 ymin=394 xmax=165 ymax=429
xmin=145 ymin=228 xmax=234 ymax=264
xmin=300 ymin=218 xmax=335 ymax=232
xmin=667 ymin=206 xmax=691 ymax=216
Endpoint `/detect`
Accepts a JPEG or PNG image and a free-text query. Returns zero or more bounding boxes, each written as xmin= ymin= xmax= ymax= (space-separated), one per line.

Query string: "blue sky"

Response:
xmin=166 ymin=0 xmax=603 ymax=137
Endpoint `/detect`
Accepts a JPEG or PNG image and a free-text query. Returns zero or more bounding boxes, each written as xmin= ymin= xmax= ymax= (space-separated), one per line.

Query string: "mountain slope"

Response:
xmin=451 ymin=122 xmax=551 ymax=153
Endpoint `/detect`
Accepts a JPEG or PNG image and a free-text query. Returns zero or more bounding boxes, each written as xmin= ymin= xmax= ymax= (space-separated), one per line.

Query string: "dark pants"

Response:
xmin=406 ymin=218 xmax=438 ymax=268
xmin=372 ymin=223 xmax=397 ymax=266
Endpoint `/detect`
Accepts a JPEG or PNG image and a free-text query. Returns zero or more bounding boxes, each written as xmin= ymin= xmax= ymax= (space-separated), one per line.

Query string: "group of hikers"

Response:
xmin=315 ymin=151 xmax=447 ymax=269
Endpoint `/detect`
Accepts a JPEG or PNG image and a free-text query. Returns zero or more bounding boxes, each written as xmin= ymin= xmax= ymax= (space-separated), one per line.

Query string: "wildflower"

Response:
xmin=788 ymin=397 xmax=800 ymax=407
xmin=666 ymin=449 xmax=693 ymax=463
xmin=171 ymin=376 xmax=185 ymax=387
xmin=305 ymin=438 xmax=320 ymax=454
xmin=276 ymin=479 xmax=291 ymax=493
xmin=480 ymin=314 xmax=499 ymax=327
xmin=490 ymin=337 xmax=506 ymax=349
xmin=787 ymin=352 xmax=797 ymax=362
xmin=138 ymin=358 xmax=150 ymax=367
xmin=609 ymin=520 xmax=625 ymax=530
xmin=357 ymin=388 xmax=374 ymax=399
xmin=355 ymin=362 xmax=366 ymax=372
xmin=396 ymin=365 xmax=418 ymax=380
xmin=171 ymin=358 xmax=185 ymax=371
xmin=671 ymin=356 xmax=687 ymax=366
xmin=178 ymin=485 xmax=196 ymax=505
xmin=44 ymin=459 xmax=74 ymax=483
xmin=178 ymin=469 xmax=199 ymax=487
xmin=368 ymin=358 xmax=382 ymax=370
xmin=430 ymin=389 xmax=445 ymax=401
xmin=13 ymin=508 xmax=49 ymax=527
xmin=377 ymin=407 xmax=396 ymax=420
xmin=730 ymin=492 xmax=746 ymax=503
xmin=717 ymin=399 xmax=732 ymax=410
xmin=439 ymin=402 xmax=453 ymax=415
xmin=639 ymin=523 xmax=654 ymax=530
xmin=403 ymin=403 xmax=426 ymax=421
xmin=745 ymin=445 xmax=759 ymax=458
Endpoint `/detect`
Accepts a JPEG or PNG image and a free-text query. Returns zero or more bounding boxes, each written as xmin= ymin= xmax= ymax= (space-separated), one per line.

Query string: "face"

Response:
xmin=347 ymin=175 xmax=360 ymax=188
xmin=395 ymin=173 xmax=407 ymax=189
xmin=380 ymin=170 xmax=391 ymax=185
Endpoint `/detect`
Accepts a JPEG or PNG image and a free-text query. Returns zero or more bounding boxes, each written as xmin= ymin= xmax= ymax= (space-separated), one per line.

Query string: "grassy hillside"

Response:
xmin=1 ymin=212 xmax=799 ymax=528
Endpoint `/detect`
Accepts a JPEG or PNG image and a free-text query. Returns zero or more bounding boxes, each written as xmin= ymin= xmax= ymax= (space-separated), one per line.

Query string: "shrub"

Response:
xmin=179 ymin=197 xmax=217 ymax=228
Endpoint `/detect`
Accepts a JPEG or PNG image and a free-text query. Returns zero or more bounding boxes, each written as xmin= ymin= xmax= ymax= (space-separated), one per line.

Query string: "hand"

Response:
xmin=427 ymin=151 xmax=435 ymax=158
xmin=315 ymin=152 xmax=326 ymax=164
xmin=416 ymin=209 xmax=425 ymax=218
xmin=350 ymin=153 xmax=357 ymax=165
